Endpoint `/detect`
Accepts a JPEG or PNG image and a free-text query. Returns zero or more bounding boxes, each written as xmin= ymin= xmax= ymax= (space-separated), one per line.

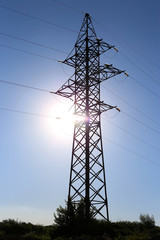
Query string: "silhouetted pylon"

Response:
xmin=52 ymin=13 xmax=123 ymax=220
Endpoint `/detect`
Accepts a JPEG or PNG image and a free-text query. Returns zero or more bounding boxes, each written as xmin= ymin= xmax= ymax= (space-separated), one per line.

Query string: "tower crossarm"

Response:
xmin=89 ymin=100 xmax=117 ymax=114
xmin=100 ymin=64 xmax=124 ymax=82
xmin=99 ymin=101 xmax=117 ymax=113
xmin=51 ymin=74 xmax=76 ymax=100
xmin=59 ymin=39 xmax=115 ymax=68
xmin=96 ymin=39 xmax=114 ymax=55
xmin=61 ymin=53 xmax=76 ymax=68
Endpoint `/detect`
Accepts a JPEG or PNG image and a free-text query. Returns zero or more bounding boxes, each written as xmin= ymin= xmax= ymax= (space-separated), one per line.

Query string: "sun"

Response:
xmin=49 ymin=101 xmax=75 ymax=138
xmin=56 ymin=112 xmax=75 ymax=136
xmin=44 ymin=98 xmax=86 ymax=140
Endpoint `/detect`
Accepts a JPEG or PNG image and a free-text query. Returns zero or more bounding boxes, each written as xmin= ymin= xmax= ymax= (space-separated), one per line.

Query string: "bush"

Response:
xmin=139 ymin=214 xmax=155 ymax=228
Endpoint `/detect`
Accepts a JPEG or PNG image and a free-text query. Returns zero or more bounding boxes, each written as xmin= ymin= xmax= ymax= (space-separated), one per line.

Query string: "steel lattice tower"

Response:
xmin=53 ymin=13 xmax=123 ymax=220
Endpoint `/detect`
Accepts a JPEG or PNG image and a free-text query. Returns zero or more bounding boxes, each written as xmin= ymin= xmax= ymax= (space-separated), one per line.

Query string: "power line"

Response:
xmin=1 ymin=105 xmax=159 ymax=167
xmin=2 ymin=3 xmax=159 ymax=91
xmin=103 ymin=136 xmax=160 ymax=167
xmin=129 ymin=75 xmax=160 ymax=99
xmin=0 ymin=77 xmax=73 ymax=106
xmin=0 ymin=79 xmax=65 ymax=104
xmin=0 ymin=79 xmax=51 ymax=92
xmin=119 ymin=51 xmax=160 ymax=87
xmin=103 ymin=84 xmax=160 ymax=135
xmin=116 ymin=43 xmax=160 ymax=80
xmin=2 ymin=2 xmax=159 ymax=86
xmin=103 ymin=116 xmax=160 ymax=152
xmin=0 ymin=4 xmax=77 ymax=34
xmin=121 ymin=110 xmax=160 ymax=135
xmin=113 ymin=34 xmax=160 ymax=70
xmin=92 ymin=19 xmax=160 ymax=97
xmin=0 ymin=107 xmax=54 ymax=119
xmin=102 ymin=85 xmax=160 ymax=127
xmin=0 ymin=32 xmax=68 ymax=54
xmin=47 ymin=2 xmax=160 ymax=75
xmin=60 ymin=51 xmax=160 ymax=130
xmin=1 ymin=77 xmax=159 ymax=136
xmin=50 ymin=0 xmax=80 ymax=13
xmin=2 ymin=40 xmax=159 ymax=98
xmin=92 ymin=17 xmax=160 ymax=70
xmin=0 ymin=43 xmax=58 ymax=61
xmin=53 ymin=0 xmax=160 ymax=81
xmin=93 ymin=18 xmax=160 ymax=94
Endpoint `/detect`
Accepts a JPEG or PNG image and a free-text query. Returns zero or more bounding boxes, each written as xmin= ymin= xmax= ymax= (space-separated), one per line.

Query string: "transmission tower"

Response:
xmin=52 ymin=13 xmax=123 ymax=221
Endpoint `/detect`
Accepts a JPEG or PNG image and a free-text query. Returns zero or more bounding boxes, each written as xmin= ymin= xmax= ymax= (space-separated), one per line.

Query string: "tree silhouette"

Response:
xmin=53 ymin=199 xmax=96 ymax=237
xmin=139 ymin=213 xmax=155 ymax=228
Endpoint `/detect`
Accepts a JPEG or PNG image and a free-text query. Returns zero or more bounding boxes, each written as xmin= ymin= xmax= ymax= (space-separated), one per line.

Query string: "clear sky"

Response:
xmin=0 ymin=0 xmax=160 ymax=226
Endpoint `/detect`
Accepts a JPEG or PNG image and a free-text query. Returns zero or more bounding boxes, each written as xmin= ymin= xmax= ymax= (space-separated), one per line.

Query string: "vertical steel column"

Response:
xmin=85 ymin=13 xmax=90 ymax=220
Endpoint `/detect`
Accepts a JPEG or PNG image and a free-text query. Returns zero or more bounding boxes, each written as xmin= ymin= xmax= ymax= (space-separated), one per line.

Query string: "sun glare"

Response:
xmin=44 ymin=100 xmax=87 ymax=140
xmin=54 ymin=110 xmax=87 ymax=136
xmin=52 ymin=103 xmax=74 ymax=137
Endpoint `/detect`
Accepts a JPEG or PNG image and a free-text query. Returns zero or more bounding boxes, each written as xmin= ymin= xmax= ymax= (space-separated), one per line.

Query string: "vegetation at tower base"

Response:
xmin=53 ymin=199 xmax=96 ymax=237
xmin=0 ymin=219 xmax=51 ymax=240
xmin=0 ymin=212 xmax=160 ymax=240
xmin=51 ymin=201 xmax=160 ymax=240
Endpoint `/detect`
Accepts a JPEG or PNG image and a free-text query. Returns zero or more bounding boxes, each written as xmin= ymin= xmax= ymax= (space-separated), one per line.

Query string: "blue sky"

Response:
xmin=0 ymin=0 xmax=160 ymax=225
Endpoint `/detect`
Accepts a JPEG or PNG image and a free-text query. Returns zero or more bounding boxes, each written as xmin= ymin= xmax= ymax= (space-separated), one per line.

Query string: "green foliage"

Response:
xmin=0 ymin=219 xmax=51 ymax=240
xmin=54 ymin=205 xmax=68 ymax=227
xmin=54 ymin=199 xmax=85 ymax=228
xmin=1 ymin=219 xmax=24 ymax=235
xmin=53 ymin=200 xmax=160 ymax=240
xmin=139 ymin=213 xmax=155 ymax=228
xmin=54 ymin=198 xmax=94 ymax=226
xmin=0 ymin=212 xmax=159 ymax=240
xmin=53 ymin=199 xmax=96 ymax=237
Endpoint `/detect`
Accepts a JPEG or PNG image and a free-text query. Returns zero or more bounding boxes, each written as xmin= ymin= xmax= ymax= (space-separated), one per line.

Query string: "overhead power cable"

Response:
xmin=0 ymin=78 xmax=72 ymax=105
xmin=116 ymin=43 xmax=160 ymax=80
xmin=5 ymin=0 xmax=157 ymax=79
xmin=0 ymin=79 xmax=51 ymax=92
xmin=0 ymin=32 xmax=68 ymax=54
xmin=129 ymin=75 xmax=160 ymax=99
xmin=103 ymin=136 xmax=160 ymax=167
xmin=103 ymin=116 xmax=160 ymax=152
xmin=0 ymin=43 xmax=58 ymax=61
xmin=92 ymin=17 xmax=160 ymax=70
xmin=1 ymin=80 xmax=159 ymax=134
xmin=50 ymin=0 xmax=80 ymax=13
xmin=59 ymin=50 xmax=160 ymax=128
xmin=48 ymin=2 xmax=160 ymax=73
xmin=0 ymin=107 xmax=54 ymax=119
xmin=0 ymin=106 xmax=159 ymax=167
xmin=0 ymin=4 xmax=77 ymax=34
xmin=121 ymin=110 xmax=160 ymax=135
xmin=112 ymin=34 xmax=160 ymax=69
xmin=2 ymin=3 xmax=159 ymax=90
xmin=93 ymin=17 xmax=160 ymax=87
xmin=102 ymin=85 xmax=160 ymax=126
xmin=1 ymin=41 xmax=159 ymax=98
xmin=119 ymin=51 xmax=160 ymax=87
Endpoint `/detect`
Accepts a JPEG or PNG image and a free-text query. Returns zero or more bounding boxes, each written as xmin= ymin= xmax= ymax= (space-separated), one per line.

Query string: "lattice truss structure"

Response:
xmin=54 ymin=13 xmax=123 ymax=220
